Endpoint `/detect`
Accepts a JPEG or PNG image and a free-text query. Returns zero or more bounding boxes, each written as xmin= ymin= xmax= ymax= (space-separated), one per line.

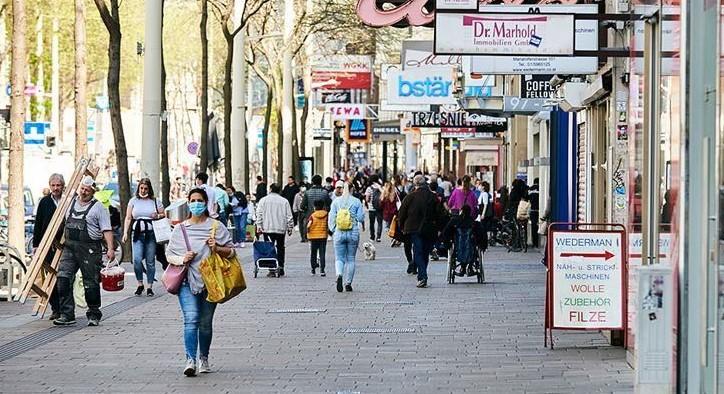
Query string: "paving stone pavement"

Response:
xmin=0 ymin=235 xmax=633 ymax=393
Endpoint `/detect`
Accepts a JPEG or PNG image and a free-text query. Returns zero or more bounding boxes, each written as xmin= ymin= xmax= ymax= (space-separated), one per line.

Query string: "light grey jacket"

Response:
xmin=255 ymin=192 xmax=294 ymax=234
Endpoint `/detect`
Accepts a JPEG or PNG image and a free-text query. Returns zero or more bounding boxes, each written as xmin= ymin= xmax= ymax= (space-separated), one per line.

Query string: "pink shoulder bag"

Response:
xmin=161 ymin=224 xmax=192 ymax=295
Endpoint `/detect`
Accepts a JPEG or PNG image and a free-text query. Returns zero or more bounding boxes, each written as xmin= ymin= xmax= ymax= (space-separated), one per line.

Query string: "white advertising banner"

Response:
xmin=469 ymin=5 xmax=599 ymax=74
xmin=326 ymin=104 xmax=366 ymax=120
xmin=436 ymin=0 xmax=477 ymax=10
xmin=386 ymin=67 xmax=458 ymax=105
xmin=551 ymin=231 xmax=625 ymax=329
xmin=435 ymin=13 xmax=575 ymax=56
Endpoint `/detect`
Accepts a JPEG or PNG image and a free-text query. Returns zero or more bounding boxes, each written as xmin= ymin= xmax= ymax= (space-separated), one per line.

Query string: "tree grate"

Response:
xmin=344 ymin=328 xmax=415 ymax=334
xmin=0 ymin=293 xmax=164 ymax=363
xmin=359 ymin=301 xmax=414 ymax=305
xmin=267 ymin=308 xmax=327 ymax=314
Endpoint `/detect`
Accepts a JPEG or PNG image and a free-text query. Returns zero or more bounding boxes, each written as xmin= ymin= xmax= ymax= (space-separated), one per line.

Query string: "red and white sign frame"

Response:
xmin=545 ymin=222 xmax=628 ymax=349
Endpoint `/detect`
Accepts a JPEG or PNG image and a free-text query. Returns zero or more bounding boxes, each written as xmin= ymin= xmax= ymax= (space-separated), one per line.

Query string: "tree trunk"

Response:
xmin=290 ymin=84 xmax=299 ymax=178
xmin=276 ymin=105 xmax=283 ymax=186
xmin=199 ymin=0 xmax=209 ymax=172
xmin=8 ymin=0 xmax=26 ymax=257
xmin=74 ymin=0 xmax=87 ymax=160
xmin=222 ymin=33 xmax=233 ymax=186
xmin=262 ymin=85 xmax=272 ymax=185
xmin=160 ymin=0 xmax=170 ymax=206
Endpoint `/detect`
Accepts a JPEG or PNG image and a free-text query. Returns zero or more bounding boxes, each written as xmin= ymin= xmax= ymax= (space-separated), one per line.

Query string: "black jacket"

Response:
xmin=255 ymin=182 xmax=267 ymax=202
xmin=397 ymin=187 xmax=446 ymax=239
xmin=281 ymin=183 xmax=300 ymax=208
xmin=33 ymin=195 xmax=58 ymax=248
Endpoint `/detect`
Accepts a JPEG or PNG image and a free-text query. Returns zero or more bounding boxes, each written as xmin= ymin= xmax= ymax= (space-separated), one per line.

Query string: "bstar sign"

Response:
xmin=387 ymin=67 xmax=457 ymax=105
xmin=435 ymin=13 xmax=575 ymax=55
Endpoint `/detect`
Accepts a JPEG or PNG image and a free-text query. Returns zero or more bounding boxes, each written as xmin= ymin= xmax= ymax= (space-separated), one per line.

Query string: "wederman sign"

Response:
xmin=435 ymin=13 xmax=575 ymax=56
xmin=551 ymin=231 xmax=625 ymax=330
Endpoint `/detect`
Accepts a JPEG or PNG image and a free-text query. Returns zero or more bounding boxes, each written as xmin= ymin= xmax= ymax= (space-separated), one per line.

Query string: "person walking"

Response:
xmin=255 ymin=176 xmax=267 ymax=202
xmin=478 ymin=181 xmax=494 ymax=233
xmin=214 ymin=183 xmax=230 ymax=225
xmin=301 ymin=175 xmax=331 ymax=217
xmin=380 ymin=181 xmax=399 ymax=230
xmin=165 ymin=188 xmax=236 ymax=376
xmin=194 ymin=173 xmax=218 ymax=219
xmin=122 ymin=178 xmax=165 ymax=297
xmin=282 ymin=176 xmax=300 ymax=216
xmin=328 ymin=182 xmax=365 ymax=292
xmin=293 ymin=185 xmax=308 ymax=242
xmin=54 ymin=176 xmax=115 ymax=326
xmin=33 ymin=173 xmax=65 ymax=320
xmin=255 ymin=183 xmax=294 ymax=277
xmin=307 ymin=199 xmax=329 ymax=276
xmin=364 ymin=175 xmax=384 ymax=242
xmin=398 ymin=175 xmax=446 ymax=288
xmin=228 ymin=187 xmax=249 ymax=246
xmin=447 ymin=175 xmax=479 ymax=217
xmin=528 ymin=178 xmax=540 ymax=248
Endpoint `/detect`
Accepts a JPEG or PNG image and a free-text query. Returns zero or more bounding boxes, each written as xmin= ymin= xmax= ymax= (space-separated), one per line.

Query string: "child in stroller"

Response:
xmin=441 ymin=205 xmax=487 ymax=279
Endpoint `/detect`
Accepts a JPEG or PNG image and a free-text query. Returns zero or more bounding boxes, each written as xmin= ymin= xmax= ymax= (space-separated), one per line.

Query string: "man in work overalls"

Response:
xmin=54 ymin=176 xmax=115 ymax=327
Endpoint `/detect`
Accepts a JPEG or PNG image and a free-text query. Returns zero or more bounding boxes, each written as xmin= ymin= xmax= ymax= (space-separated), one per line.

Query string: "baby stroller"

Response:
xmin=252 ymin=237 xmax=280 ymax=278
xmin=444 ymin=222 xmax=485 ymax=284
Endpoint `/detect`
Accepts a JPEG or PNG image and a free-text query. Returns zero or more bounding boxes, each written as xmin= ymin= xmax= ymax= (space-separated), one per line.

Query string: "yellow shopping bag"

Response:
xmin=200 ymin=222 xmax=247 ymax=303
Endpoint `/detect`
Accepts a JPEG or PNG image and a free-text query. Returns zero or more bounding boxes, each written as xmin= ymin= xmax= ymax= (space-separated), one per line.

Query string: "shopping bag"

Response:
xmin=162 ymin=224 xmax=190 ymax=295
xmin=245 ymin=224 xmax=256 ymax=242
xmin=152 ymin=218 xmax=172 ymax=243
xmin=387 ymin=215 xmax=398 ymax=239
xmin=74 ymin=271 xmax=86 ymax=309
xmin=200 ymin=221 xmax=247 ymax=303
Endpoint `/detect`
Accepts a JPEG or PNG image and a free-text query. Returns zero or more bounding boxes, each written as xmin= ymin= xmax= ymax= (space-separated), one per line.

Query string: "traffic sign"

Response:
xmin=549 ymin=228 xmax=626 ymax=331
xmin=187 ymin=142 xmax=199 ymax=156
xmin=23 ymin=122 xmax=49 ymax=145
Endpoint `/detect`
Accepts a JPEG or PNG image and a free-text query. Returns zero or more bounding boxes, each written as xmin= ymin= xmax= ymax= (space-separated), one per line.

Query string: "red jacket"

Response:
xmin=380 ymin=197 xmax=398 ymax=223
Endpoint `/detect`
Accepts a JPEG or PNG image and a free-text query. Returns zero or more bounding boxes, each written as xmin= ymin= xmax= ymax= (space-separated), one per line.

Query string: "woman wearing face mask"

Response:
xmin=166 ymin=188 xmax=235 ymax=376
xmin=123 ymin=178 xmax=165 ymax=296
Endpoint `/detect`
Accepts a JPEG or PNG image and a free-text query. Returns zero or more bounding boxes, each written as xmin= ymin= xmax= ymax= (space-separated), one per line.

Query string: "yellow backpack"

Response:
xmin=336 ymin=199 xmax=354 ymax=231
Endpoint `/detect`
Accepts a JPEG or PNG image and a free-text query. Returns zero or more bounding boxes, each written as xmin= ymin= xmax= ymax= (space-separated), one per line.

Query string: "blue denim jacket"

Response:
xmin=328 ymin=195 xmax=365 ymax=238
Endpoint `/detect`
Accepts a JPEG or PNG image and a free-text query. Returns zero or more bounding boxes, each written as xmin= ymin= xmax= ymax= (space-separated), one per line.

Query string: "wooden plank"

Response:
xmin=17 ymin=158 xmax=94 ymax=307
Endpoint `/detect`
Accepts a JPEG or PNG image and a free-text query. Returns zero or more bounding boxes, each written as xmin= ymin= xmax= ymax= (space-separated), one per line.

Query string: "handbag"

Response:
xmin=387 ymin=215 xmax=398 ymax=239
xmin=161 ymin=224 xmax=191 ymax=295
xmin=200 ymin=221 xmax=247 ymax=303
xmin=538 ymin=220 xmax=549 ymax=236
xmin=152 ymin=218 xmax=172 ymax=243
xmin=516 ymin=200 xmax=531 ymax=221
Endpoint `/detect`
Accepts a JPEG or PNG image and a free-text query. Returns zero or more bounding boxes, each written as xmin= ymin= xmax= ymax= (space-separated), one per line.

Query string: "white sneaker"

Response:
xmin=199 ymin=357 xmax=211 ymax=373
xmin=184 ymin=358 xmax=197 ymax=377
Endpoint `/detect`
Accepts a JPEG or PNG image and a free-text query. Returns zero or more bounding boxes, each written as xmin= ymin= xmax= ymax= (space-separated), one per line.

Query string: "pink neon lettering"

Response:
xmin=356 ymin=0 xmax=433 ymax=27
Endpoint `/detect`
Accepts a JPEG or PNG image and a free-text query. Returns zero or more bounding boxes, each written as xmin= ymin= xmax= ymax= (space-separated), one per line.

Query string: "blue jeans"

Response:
xmin=333 ymin=231 xmax=359 ymax=285
xmin=411 ymin=233 xmax=433 ymax=282
xmin=132 ymin=231 xmax=156 ymax=284
xmin=178 ymin=282 xmax=217 ymax=360
xmin=232 ymin=214 xmax=248 ymax=243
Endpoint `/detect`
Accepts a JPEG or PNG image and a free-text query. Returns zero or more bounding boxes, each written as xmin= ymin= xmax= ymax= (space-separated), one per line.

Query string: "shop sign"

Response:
xmin=469 ymin=4 xmax=599 ymax=74
xmin=520 ymin=74 xmax=555 ymax=99
xmin=311 ymin=55 xmax=372 ymax=90
xmin=402 ymin=40 xmax=495 ymax=89
xmin=321 ymin=90 xmax=351 ymax=104
xmin=346 ymin=119 xmax=371 ymax=142
xmin=408 ymin=111 xmax=468 ymax=127
xmin=355 ymin=0 xmax=585 ymax=28
xmin=550 ymin=230 xmax=625 ymax=329
xmin=312 ymin=128 xmax=332 ymax=140
xmin=380 ymin=100 xmax=431 ymax=112
xmin=466 ymin=113 xmax=507 ymax=129
xmin=441 ymin=128 xmax=497 ymax=139
xmin=436 ymin=0 xmax=478 ymax=10
xmin=503 ymin=96 xmax=548 ymax=113
xmin=386 ymin=67 xmax=457 ymax=105
xmin=465 ymin=150 xmax=499 ymax=166
xmin=327 ymin=104 xmax=366 ymax=120
xmin=434 ymin=13 xmax=575 ymax=56
xmin=372 ymin=125 xmax=401 ymax=135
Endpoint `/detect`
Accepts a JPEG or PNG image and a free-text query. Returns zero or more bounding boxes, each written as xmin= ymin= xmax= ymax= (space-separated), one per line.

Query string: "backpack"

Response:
xmin=483 ymin=192 xmax=494 ymax=219
xmin=516 ymin=200 xmax=531 ymax=221
xmin=336 ymin=199 xmax=354 ymax=231
xmin=371 ymin=188 xmax=382 ymax=210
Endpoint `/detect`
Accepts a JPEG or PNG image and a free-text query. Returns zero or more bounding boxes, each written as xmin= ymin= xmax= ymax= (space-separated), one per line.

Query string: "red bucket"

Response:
xmin=101 ymin=265 xmax=125 ymax=292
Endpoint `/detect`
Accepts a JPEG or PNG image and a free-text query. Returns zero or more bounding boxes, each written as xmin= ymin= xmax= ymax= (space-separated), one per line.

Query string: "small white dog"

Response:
xmin=361 ymin=241 xmax=376 ymax=261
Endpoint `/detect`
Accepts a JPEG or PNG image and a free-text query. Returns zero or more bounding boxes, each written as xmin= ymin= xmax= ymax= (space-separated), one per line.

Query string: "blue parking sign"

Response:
xmin=23 ymin=122 xmax=49 ymax=145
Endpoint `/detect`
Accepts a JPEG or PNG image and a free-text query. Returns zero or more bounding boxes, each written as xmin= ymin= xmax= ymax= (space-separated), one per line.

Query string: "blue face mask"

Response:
xmin=188 ymin=201 xmax=207 ymax=217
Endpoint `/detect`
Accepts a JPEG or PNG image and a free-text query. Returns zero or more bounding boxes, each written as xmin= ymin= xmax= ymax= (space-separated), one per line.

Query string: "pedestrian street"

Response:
xmin=0 ymin=239 xmax=633 ymax=393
